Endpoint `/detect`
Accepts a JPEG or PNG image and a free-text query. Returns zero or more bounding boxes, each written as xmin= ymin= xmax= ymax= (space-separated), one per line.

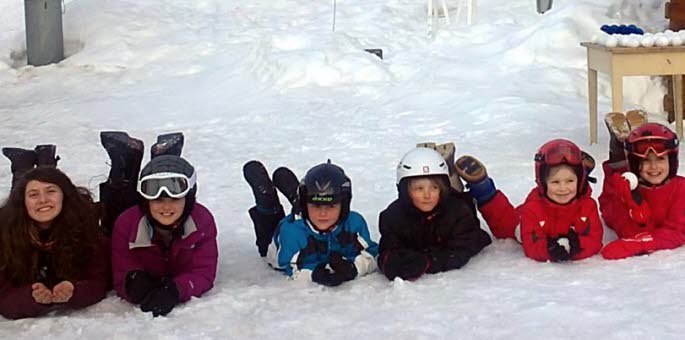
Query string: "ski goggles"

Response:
xmin=627 ymin=137 xmax=678 ymax=158
xmin=534 ymin=144 xmax=582 ymax=166
xmin=137 ymin=172 xmax=196 ymax=200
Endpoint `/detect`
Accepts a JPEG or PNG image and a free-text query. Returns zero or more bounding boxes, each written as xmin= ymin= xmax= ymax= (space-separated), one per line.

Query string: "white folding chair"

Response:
xmin=428 ymin=0 xmax=476 ymax=34
xmin=428 ymin=0 xmax=450 ymax=34
xmin=456 ymin=0 xmax=476 ymax=25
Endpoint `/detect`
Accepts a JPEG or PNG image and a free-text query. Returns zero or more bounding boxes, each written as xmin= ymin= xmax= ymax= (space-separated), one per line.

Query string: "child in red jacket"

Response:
xmin=599 ymin=114 xmax=685 ymax=260
xmin=455 ymin=139 xmax=603 ymax=262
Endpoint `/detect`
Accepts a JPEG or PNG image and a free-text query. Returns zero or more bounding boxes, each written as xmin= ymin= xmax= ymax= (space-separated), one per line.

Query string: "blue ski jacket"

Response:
xmin=267 ymin=211 xmax=378 ymax=281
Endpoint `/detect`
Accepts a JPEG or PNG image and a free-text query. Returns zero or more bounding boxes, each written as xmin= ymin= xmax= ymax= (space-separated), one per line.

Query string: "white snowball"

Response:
xmin=656 ymin=36 xmax=670 ymax=47
xmin=619 ymin=35 xmax=630 ymax=47
xmin=622 ymin=172 xmax=639 ymax=190
xmin=672 ymin=35 xmax=683 ymax=46
xmin=606 ymin=36 xmax=618 ymax=47
xmin=556 ymin=238 xmax=571 ymax=252
xmin=641 ymin=35 xmax=655 ymax=47
xmin=626 ymin=37 xmax=640 ymax=48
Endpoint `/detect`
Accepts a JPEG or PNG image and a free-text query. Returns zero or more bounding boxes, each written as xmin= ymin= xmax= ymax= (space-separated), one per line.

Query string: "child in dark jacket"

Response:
xmin=377 ymin=147 xmax=491 ymax=281
xmin=456 ymin=139 xmax=603 ymax=262
xmin=599 ymin=113 xmax=685 ymax=259
xmin=244 ymin=160 xmax=378 ymax=286
xmin=0 ymin=167 xmax=109 ymax=320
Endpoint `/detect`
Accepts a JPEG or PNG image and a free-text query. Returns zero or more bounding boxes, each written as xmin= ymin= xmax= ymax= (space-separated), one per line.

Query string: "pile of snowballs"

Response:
xmin=591 ymin=24 xmax=685 ymax=48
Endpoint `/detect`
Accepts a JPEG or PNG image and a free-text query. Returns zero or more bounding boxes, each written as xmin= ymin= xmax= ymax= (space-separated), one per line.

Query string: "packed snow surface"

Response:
xmin=1 ymin=0 xmax=683 ymax=339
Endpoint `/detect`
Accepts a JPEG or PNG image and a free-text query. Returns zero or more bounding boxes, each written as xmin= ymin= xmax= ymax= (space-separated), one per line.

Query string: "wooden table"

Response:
xmin=581 ymin=42 xmax=685 ymax=144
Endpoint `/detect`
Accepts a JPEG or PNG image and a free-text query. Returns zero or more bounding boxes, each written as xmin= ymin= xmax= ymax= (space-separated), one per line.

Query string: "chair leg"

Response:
xmin=467 ymin=0 xmax=475 ymax=25
xmin=428 ymin=0 xmax=433 ymax=34
xmin=441 ymin=0 xmax=450 ymax=24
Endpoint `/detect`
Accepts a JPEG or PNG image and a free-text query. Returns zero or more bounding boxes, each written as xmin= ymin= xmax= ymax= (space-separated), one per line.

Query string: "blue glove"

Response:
xmin=467 ymin=177 xmax=497 ymax=205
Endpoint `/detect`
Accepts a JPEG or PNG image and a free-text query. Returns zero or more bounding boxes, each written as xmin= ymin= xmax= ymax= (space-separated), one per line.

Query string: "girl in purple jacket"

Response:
xmin=0 ymin=149 xmax=108 ymax=320
xmin=111 ymin=154 xmax=218 ymax=317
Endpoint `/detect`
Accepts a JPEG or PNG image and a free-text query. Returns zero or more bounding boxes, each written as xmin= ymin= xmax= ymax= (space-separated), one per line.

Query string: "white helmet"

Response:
xmin=396 ymin=147 xmax=449 ymax=184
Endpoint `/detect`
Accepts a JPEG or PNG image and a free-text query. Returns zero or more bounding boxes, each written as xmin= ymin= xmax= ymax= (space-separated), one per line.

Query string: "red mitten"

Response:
xmin=628 ymin=205 xmax=652 ymax=225
xmin=610 ymin=173 xmax=651 ymax=225
xmin=601 ymin=233 xmax=654 ymax=260
xmin=610 ymin=174 xmax=635 ymax=206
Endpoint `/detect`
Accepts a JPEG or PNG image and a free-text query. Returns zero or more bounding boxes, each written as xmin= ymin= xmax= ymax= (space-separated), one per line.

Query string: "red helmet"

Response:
xmin=625 ymin=123 xmax=679 ymax=179
xmin=534 ymin=139 xmax=590 ymax=196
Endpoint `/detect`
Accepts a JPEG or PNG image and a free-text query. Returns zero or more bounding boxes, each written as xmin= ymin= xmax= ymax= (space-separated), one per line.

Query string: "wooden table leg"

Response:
xmin=674 ymin=74 xmax=684 ymax=140
xmin=588 ymin=68 xmax=598 ymax=144
xmin=611 ymin=72 xmax=623 ymax=114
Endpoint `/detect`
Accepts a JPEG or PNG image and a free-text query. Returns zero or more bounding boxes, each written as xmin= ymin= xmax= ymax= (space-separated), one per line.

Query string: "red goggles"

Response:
xmin=534 ymin=144 xmax=582 ymax=166
xmin=627 ymin=137 xmax=677 ymax=158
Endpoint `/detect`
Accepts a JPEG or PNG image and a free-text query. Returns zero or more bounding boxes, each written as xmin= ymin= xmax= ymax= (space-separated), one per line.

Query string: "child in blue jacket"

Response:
xmin=243 ymin=160 xmax=378 ymax=286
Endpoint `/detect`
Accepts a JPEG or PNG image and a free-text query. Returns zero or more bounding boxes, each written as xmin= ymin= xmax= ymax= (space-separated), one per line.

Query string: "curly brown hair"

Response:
xmin=0 ymin=167 xmax=102 ymax=285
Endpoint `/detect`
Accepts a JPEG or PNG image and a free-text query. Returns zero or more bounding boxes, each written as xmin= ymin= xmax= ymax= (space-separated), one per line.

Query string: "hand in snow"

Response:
xmin=125 ymin=270 xmax=161 ymax=304
xmin=601 ymin=233 xmax=655 ymax=260
xmin=547 ymin=237 xmax=572 ymax=262
xmin=52 ymin=281 xmax=74 ymax=303
xmin=311 ymin=263 xmax=345 ymax=287
xmin=380 ymin=249 xmax=429 ymax=281
xmin=140 ymin=277 xmax=180 ymax=317
xmin=31 ymin=283 xmax=53 ymax=304
xmin=328 ymin=252 xmax=357 ymax=281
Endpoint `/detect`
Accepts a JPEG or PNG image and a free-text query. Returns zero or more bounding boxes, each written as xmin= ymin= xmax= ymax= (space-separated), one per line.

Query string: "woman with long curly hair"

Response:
xmin=0 ymin=167 xmax=110 ymax=319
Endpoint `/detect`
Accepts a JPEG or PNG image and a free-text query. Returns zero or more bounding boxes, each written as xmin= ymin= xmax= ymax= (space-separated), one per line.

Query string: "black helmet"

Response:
xmin=138 ymin=155 xmax=197 ymax=228
xmin=298 ymin=160 xmax=352 ymax=223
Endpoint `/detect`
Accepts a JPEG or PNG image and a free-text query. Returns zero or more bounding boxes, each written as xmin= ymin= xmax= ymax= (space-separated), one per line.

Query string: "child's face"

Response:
xmin=24 ymin=180 xmax=64 ymax=228
xmin=306 ymin=203 xmax=341 ymax=231
xmin=545 ymin=164 xmax=578 ymax=204
xmin=408 ymin=177 xmax=441 ymax=212
xmin=639 ymin=153 xmax=669 ymax=185
xmin=149 ymin=197 xmax=186 ymax=226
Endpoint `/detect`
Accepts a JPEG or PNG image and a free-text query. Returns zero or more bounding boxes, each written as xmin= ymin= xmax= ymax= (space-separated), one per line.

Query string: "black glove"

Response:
xmin=125 ymin=270 xmax=161 ymax=304
xmin=311 ymin=263 xmax=345 ymax=287
xmin=547 ymin=237 xmax=572 ymax=262
xmin=140 ymin=277 xmax=180 ymax=317
xmin=566 ymin=230 xmax=581 ymax=257
xmin=380 ymin=249 xmax=429 ymax=281
xmin=328 ymin=252 xmax=357 ymax=281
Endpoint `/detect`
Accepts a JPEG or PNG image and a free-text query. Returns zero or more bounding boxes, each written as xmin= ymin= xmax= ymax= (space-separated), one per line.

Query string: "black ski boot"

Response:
xmin=100 ymin=131 xmax=144 ymax=234
xmin=243 ymin=160 xmax=284 ymax=257
xmin=249 ymin=206 xmax=285 ymax=257
xmin=100 ymin=131 xmax=144 ymax=183
xmin=272 ymin=166 xmax=300 ymax=214
xmin=3 ymin=147 xmax=37 ymax=189
xmin=34 ymin=144 xmax=60 ymax=168
xmin=243 ymin=160 xmax=280 ymax=212
xmin=151 ymin=132 xmax=184 ymax=158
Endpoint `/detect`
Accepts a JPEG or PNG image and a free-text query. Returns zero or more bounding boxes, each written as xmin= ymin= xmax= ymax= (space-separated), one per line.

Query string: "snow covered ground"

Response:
xmin=1 ymin=0 xmax=684 ymax=338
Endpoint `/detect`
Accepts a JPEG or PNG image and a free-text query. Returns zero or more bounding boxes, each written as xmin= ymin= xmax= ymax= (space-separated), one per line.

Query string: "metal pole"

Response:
xmin=24 ymin=0 xmax=64 ymax=66
xmin=537 ymin=0 xmax=553 ymax=14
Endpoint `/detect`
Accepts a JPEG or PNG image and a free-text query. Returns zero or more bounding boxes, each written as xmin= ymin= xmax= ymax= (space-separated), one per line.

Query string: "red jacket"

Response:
xmin=479 ymin=189 xmax=603 ymax=262
xmin=598 ymin=161 xmax=685 ymax=250
xmin=0 ymin=236 xmax=111 ymax=320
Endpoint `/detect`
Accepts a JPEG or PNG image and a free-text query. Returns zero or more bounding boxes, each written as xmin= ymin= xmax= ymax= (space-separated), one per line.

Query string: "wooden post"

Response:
xmin=665 ymin=0 xmax=685 ymax=121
